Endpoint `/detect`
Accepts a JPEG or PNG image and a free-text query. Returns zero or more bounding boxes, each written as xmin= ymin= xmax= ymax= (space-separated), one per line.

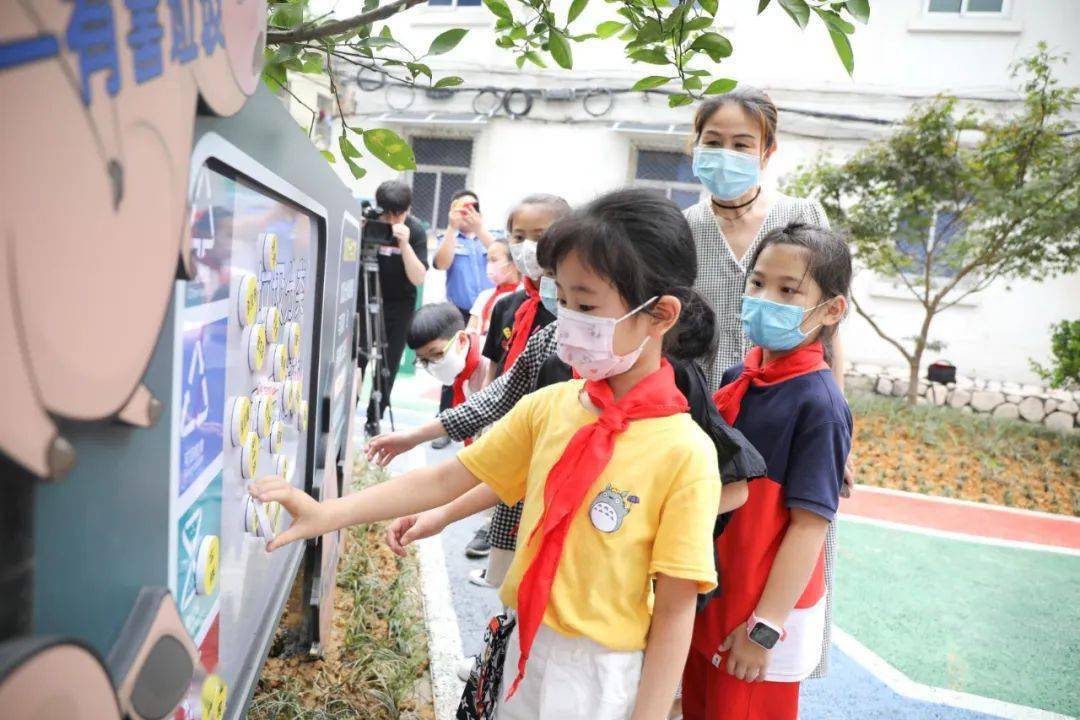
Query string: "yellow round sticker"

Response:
xmin=268 ymin=501 xmax=282 ymax=531
xmin=241 ymin=432 xmax=260 ymax=479
xmin=275 ymin=454 xmax=290 ymax=480
xmin=201 ymin=675 xmax=227 ymax=720
xmin=247 ymin=323 xmax=267 ymax=373
xmin=238 ymin=275 xmax=259 ymax=327
xmin=229 ymin=396 xmax=251 ymax=447
xmin=196 ymin=535 xmax=220 ymax=596
xmin=273 ymin=344 xmax=288 ymax=382
xmin=266 ymin=306 xmax=282 ymax=342
xmin=288 ymin=322 xmax=301 ymax=360
xmin=262 ymin=233 xmax=279 ymax=272
xmin=257 ymin=397 xmax=272 ymax=438
xmin=270 ymin=420 xmax=284 ymax=454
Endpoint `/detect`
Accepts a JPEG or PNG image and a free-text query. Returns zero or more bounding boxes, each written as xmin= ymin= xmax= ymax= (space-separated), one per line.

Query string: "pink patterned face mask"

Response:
xmin=555 ymin=297 xmax=656 ymax=381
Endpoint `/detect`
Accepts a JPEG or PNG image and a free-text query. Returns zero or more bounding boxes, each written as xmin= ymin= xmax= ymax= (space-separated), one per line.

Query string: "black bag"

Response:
xmin=457 ymin=614 xmax=517 ymax=720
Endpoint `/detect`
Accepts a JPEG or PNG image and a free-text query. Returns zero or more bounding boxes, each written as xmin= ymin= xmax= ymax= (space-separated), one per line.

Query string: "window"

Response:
xmin=895 ymin=209 xmax=965 ymax=278
xmin=427 ymin=0 xmax=482 ymax=6
xmin=409 ymin=137 xmax=473 ymax=231
xmin=927 ymin=0 xmax=1005 ymax=15
xmin=633 ymin=149 xmax=703 ymax=210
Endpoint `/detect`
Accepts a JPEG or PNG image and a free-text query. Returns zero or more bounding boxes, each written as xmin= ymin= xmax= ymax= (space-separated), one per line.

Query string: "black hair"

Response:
xmin=506 ymin=193 xmax=572 ymax=233
xmin=407 ymin=302 xmax=465 ymax=350
xmin=375 ymin=181 xmax=412 ymax=215
xmin=451 ymin=189 xmax=480 ymax=214
xmin=538 ymin=188 xmax=717 ymax=361
xmin=690 ymin=85 xmax=778 ymax=151
xmin=747 ymin=222 xmax=852 ymax=354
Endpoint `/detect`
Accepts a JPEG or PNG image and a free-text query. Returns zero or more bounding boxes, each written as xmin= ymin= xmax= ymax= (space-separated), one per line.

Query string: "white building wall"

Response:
xmin=288 ymin=0 xmax=1080 ymax=383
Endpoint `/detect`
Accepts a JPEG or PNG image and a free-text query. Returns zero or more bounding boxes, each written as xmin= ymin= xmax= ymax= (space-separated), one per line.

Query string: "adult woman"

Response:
xmin=685 ymin=87 xmax=847 ymax=684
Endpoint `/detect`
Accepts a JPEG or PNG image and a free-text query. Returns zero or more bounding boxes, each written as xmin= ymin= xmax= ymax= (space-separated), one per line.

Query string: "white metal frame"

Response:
xmin=924 ymin=0 xmax=1010 ymax=18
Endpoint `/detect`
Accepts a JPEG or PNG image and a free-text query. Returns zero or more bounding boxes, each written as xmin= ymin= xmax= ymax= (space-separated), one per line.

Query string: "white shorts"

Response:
xmin=486 ymin=547 xmax=515 ymax=588
xmin=497 ymin=623 xmax=643 ymax=720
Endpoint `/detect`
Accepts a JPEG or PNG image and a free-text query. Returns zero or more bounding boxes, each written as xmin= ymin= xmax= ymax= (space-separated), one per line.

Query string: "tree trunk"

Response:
xmin=906 ymin=349 xmax=923 ymax=405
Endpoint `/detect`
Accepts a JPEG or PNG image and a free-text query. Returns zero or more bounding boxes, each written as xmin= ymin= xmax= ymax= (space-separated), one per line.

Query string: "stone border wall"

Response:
xmin=843 ymin=364 xmax=1078 ymax=432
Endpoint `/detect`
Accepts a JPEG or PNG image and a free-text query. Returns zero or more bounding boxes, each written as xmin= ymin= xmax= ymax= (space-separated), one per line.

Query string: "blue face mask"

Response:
xmin=692 ymin=147 xmax=761 ymax=201
xmin=741 ymin=295 xmax=828 ymax=351
xmin=539 ymin=275 xmax=559 ymax=316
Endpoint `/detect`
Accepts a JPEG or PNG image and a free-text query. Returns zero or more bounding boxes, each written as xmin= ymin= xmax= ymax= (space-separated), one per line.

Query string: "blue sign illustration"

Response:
xmin=179 ymin=316 xmax=226 ymax=494
xmin=176 ymin=472 xmax=222 ymax=637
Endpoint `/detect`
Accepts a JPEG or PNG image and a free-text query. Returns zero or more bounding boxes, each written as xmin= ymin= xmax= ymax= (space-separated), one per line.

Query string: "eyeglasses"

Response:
xmin=417 ymin=335 xmax=457 ymax=369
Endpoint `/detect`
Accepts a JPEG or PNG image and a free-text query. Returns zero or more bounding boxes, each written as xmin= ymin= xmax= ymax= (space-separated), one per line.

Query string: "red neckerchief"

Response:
xmin=482 ymin=282 xmax=519 ymax=332
xmin=503 ymin=277 xmax=539 ymax=372
xmin=713 ymin=343 xmax=829 ymax=425
xmin=507 ymin=360 xmax=689 ymax=699
xmin=452 ymin=334 xmax=482 ymax=446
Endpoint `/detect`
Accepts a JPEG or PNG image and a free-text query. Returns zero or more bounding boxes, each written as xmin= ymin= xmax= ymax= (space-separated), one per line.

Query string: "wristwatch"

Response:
xmin=746 ymin=613 xmax=786 ymax=650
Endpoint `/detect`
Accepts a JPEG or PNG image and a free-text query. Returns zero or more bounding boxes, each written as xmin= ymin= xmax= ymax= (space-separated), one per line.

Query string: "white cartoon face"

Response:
xmin=588 ymin=484 xmax=639 ymax=533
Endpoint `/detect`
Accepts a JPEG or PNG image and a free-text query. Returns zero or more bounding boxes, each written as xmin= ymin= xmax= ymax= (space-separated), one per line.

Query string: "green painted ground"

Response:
xmin=835 ymin=520 xmax=1080 ymax=716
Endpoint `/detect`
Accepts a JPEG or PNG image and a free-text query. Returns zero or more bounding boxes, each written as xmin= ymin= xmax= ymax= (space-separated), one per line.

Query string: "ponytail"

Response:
xmin=664 ymin=287 xmax=717 ymax=362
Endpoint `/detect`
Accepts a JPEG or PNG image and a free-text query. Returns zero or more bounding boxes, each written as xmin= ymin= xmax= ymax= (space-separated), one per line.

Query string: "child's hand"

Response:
xmin=719 ymin=623 xmax=771 ymax=683
xmin=366 ymin=429 xmax=422 ymax=466
xmin=385 ymin=508 xmax=448 ymax=557
xmin=249 ymin=477 xmax=330 ymax=552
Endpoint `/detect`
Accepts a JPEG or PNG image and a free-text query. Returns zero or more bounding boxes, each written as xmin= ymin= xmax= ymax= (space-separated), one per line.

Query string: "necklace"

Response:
xmin=711 ymin=188 xmax=761 ymax=223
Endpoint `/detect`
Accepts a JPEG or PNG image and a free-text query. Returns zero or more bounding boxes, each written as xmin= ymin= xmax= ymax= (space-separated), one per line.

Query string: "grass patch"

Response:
xmin=247 ymin=462 xmax=433 ymax=720
xmin=848 ymin=393 xmax=1079 ymax=515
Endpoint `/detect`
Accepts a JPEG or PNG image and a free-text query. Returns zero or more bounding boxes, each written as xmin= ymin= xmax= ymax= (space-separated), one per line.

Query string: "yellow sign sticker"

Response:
xmin=262 ymin=232 xmax=279 ymax=272
xmin=262 ymin=306 xmax=282 ymax=342
xmin=229 ymin=396 xmax=251 ymax=447
xmin=273 ymin=344 xmax=288 ymax=382
xmin=248 ymin=323 xmax=267 ymax=373
xmin=242 ymin=432 xmax=260 ymax=479
xmin=257 ymin=397 xmax=272 ymax=438
xmin=196 ymin=535 xmax=220 ymax=596
xmin=288 ymin=322 xmax=301 ymax=360
xmin=270 ymin=420 xmax=284 ymax=454
xmin=343 ymin=236 xmax=359 ymax=263
xmin=201 ymin=675 xmax=227 ymax=720
xmin=268 ymin=501 xmax=282 ymax=531
xmin=238 ymin=275 xmax=259 ymax=327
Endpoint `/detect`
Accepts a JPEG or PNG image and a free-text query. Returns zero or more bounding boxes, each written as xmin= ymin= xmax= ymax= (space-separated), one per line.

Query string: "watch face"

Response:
xmin=749 ymin=622 xmax=781 ymax=649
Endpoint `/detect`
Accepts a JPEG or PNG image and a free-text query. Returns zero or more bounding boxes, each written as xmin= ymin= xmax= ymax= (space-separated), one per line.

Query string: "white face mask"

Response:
xmin=423 ymin=334 xmax=467 ymax=385
xmin=555 ymin=297 xmax=656 ymax=381
xmin=509 ymin=239 xmax=542 ymax=280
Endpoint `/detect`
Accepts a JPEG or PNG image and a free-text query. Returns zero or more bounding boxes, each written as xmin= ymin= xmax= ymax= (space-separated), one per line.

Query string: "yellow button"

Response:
xmin=272 ymin=344 xmax=288 ymax=382
xmin=262 ymin=232 xmax=278 ymax=272
xmin=267 ymin=501 xmax=283 ymax=532
xmin=260 ymin=306 xmax=282 ymax=342
xmin=255 ymin=396 xmax=274 ymax=438
xmin=195 ymin=535 xmax=220 ymax=596
xmin=269 ymin=420 xmax=284 ymax=454
xmin=228 ymin=396 xmax=251 ymax=447
xmin=275 ymin=454 xmax=290 ymax=481
xmin=241 ymin=432 xmax=259 ymax=480
xmin=287 ymin=322 xmax=301 ymax=360
xmin=237 ymin=275 xmax=259 ymax=327
xmin=247 ymin=324 xmax=267 ymax=373
xmin=201 ymin=675 xmax=227 ymax=720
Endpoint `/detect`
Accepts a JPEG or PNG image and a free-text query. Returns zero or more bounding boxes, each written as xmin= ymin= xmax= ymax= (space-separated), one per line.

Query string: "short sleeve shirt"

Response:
xmin=443 ymin=231 xmax=493 ymax=311
xmin=685 ymin=194 xmax=830 ymax=389
xmin=458 ymin=381 xmax=721 ymax=652
xmin=482 ymin=290 xmax=556 ymax=374
xmin=374 ymin=215 xmax=429 ymax=304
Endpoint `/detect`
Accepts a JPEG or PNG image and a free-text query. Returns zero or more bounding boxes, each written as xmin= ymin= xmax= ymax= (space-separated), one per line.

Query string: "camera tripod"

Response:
xmin=358 ymin=245 xmax=395 ymax=436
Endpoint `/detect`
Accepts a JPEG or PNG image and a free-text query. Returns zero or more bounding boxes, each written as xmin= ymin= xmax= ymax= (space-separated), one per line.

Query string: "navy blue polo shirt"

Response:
xmin=443 ymin=231 xmax=493 ymax=312
xmin=719 ymin=366 xmax=852 ymax=521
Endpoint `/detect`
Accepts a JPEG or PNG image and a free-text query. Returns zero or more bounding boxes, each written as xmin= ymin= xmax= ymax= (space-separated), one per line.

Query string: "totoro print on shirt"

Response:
xmin=589 ymin=484 xmax=640 ymax=533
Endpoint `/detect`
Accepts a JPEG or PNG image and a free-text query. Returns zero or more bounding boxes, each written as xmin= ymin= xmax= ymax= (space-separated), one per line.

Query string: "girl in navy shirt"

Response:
xmin=685 ymin=223 xmax=853 ymax=720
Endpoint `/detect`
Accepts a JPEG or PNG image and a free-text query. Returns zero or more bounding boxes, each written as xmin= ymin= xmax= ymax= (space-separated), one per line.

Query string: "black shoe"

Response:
xmin=364 ymin=421 xmax=380 ymax=439
xmin=431 ymin=436 xmax=452 ymax=450
xmin=465 ymin=524 xmax=491 ymax=559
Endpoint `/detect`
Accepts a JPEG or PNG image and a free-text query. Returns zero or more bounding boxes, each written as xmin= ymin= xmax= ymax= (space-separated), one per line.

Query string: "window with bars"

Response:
xmin=633 ymin=149 xmax=703 ymax=210
xmin=927 ymin=0 xmax=1005 ymax=15
xmin=409 ymin=137 xmax=473 ymax=231
xmin=896 ymin=209 xmax=965 ymax=278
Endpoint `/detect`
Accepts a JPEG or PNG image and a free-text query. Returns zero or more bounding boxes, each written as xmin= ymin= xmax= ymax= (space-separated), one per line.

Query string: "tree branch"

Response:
xmin=851 ymin=295 xmax=913 ymax=363
xmin=267 ymin=0 xmax=430 ymax=45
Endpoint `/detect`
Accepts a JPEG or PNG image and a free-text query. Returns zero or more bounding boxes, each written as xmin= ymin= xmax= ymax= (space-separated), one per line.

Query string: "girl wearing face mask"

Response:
xmin=408 ymin=303 xmax=487 ymax=423
xmin=252 ymin=190 xmax=744 ymax=720
xmin=684 ymin=224 xmax=852 ymax=720
xmin=469 ymin=239 xmax=522 ymax=345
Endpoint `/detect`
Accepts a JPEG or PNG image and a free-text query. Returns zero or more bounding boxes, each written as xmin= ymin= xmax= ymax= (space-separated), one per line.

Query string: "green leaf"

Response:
xmin=628 ymin=47 xmax=668 ymax=65
xmin=778 ymin=0 xmax=810 ymax=28
xmin=428 ymin=28 xmax=469 ymax=55
xmin=682 ymin=17 xmax=713 ymax=32
xmin=636 ymin=18 xmax=663 ymax=43
xmin=524 ymin=50 xmax=547 ymax=68
xmin=815 ymin=8 xmax=855 ymax=34
xmin=270 ymin=3 xmax=303 ymax=28
xmin=699 ymin=0 xmax=718 ymax=17
xmin=631 ymin=75 xmax=672 ymax=91
xmin=380 ymin=25 xmax=393 ymax=40
xmin=262 ymin=62 xmax=287 ymax=91
xmin=343 ymin=154 xmax=367 ymax=180
xmin=320 ymin=150 xmax=335 ymax=164
xmin=434 ymin=76 xmax=464 ymax=88
xmin=406 ymin=62 xmax=432 ymax=78
xmin=845 ymin=0 xmax=870 ymax=23
xmin=483 ymin=0 xmax=514 ymax=22
xmin=757 ymin=0 xmax=772 ymax=13
xmin=548 ymin=30 xmax=573 ymax=69
xmin=682 ymin=75 xmax=702 ymax=91
xmin=509 ymin=24 xmax=527 ymax=41
xmin=618 ymin=27 xmax=638 ymax=42
xmin=568 ymin=0 xmax=589 ymax=24
xmin=828 ymin=26 xmax=854 ymax=75
xmin=668 ymin=93 xmax=694 ymax=108
xmin=363 ymin=128 xmax=416 ymax=171
xmin=704 ymin=77 xmax=737 ymax=95
xmin=299 ymin=51 xmax=325 ymax=74
xmin=339 ymin=135 xmax=362 ymax=159
xmin=516 ymin=54 xmax=526 ymax=69
xmin=353 ymin=35 xmax=400 ymax=50
xmin=689 ymin=32 xmax=732 ymax=58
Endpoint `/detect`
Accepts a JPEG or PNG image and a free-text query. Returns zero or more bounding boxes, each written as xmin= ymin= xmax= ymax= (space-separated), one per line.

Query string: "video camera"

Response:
xmin=360 ymin=200 xmax=396 ymax=249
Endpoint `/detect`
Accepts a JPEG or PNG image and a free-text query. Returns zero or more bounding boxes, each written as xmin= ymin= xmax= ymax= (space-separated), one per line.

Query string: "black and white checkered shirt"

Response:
xmin=685 ymin=194 xmax=831 ymax=389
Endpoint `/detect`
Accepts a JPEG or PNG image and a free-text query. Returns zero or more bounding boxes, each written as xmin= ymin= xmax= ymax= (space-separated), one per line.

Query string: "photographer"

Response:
xmin=358 ymin=180 xmax=429 ymax=437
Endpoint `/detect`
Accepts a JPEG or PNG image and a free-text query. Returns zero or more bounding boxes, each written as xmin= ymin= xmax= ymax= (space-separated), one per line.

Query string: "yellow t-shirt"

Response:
xmin=457 ymin=380 xmax=721 ymax=652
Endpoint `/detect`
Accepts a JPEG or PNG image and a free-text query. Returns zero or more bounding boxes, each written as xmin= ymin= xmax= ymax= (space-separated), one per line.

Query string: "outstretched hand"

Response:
xmin=385 ymin=509 xmax=448 ymax=557
xmin=249 ymin=477 xmax=330 ymax=552
xmin=366 ymin=429 xmax=422 ymax=466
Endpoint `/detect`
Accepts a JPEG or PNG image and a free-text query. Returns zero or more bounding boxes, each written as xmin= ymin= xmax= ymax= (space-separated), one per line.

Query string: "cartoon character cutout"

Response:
xmin=589 ymin=484 xmax=640 ymax=533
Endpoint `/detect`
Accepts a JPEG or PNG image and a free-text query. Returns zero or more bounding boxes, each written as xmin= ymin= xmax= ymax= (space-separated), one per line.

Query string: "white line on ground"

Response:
xmin=851 ymin=485 xmax=1080 ymax=524
xmin=833 ymin=627 xmax=1071 ymax=720
xmin=393 ymin=446 xmax=465 ymax=720
xmin=838 ymin=514 xmax=1080 ymax=557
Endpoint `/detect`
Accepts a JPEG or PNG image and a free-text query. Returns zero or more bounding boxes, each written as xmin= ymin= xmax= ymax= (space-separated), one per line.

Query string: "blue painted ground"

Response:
xmin=374 ymin=381 xmax=1008 ymax=720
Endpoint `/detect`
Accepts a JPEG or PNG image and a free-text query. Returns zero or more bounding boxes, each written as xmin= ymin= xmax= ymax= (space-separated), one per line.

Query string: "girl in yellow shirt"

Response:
xmin=252 ymin=189 xmax=743 ymax=720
